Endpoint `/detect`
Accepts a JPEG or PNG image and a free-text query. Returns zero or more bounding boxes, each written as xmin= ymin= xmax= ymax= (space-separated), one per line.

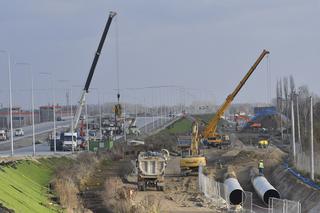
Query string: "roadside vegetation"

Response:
xmin=0 ymin=157 xmax=68 ymax=213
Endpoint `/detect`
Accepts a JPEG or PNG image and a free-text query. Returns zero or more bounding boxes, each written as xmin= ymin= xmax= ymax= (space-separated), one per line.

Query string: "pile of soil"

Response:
xmin=145 ymin=130 xmax=178 ymax=152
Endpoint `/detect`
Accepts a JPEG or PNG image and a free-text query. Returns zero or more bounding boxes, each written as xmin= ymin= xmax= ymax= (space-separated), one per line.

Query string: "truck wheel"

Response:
xmin=159 ymin=186 xmax=164 ymax=191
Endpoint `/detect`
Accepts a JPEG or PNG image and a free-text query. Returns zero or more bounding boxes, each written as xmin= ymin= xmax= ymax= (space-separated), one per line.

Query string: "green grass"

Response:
xmin=0 ymin=157 xmax=67 ymax=213
xmin=166 ymin=114 xmax=228 ymax=134
xmin=166 ymin=118 xmax=193 ymax=134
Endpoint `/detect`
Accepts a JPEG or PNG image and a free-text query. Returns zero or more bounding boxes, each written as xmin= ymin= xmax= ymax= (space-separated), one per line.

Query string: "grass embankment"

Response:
xmin=0 ymin=157 xmax=69 ymax=213
xmin=146 ymin=113 xmax=228 ymax=151
xmin=146 ymin=117 xmax=192 ymax=151
xmin=167 ymin=117 xmax=193 ymax=134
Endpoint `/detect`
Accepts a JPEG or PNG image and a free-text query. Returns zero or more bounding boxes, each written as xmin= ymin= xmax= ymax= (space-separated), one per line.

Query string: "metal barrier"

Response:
xmin=268 ymin=198 xmax=301 ymax=213
xmin=198 ymin=166 xmax=253 ymax=212
xmin=199 ymin=166 xmax=301 ymax=213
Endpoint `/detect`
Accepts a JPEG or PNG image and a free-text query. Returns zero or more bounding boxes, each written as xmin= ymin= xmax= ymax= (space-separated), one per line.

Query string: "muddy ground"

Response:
xmin=78 ymin=132 xmax=289 ymax=213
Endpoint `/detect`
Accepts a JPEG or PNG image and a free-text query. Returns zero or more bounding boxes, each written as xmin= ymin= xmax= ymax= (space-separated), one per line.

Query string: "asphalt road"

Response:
xmin=0 ymin=119 xmax=71 ymax=144
xmin=0 ymin=116 xmax=173 ymax=157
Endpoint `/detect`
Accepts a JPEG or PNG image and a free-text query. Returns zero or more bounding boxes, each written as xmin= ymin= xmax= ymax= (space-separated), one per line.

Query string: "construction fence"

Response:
xmin=198 ymin=166 xmax=301 ymax=213
xmin=198 ymin=166 xmax=252 ymax=212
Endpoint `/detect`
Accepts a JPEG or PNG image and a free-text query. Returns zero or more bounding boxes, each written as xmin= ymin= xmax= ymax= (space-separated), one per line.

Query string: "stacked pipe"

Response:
xmin=224 ymin=167 xmax=246 ymax=205
xmin=250 ymin=168 xmax=280 ymax=204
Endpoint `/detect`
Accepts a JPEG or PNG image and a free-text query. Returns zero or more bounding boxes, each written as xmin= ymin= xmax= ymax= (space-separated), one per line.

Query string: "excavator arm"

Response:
xmin=203 ymin=49 xmax=270 ymax=139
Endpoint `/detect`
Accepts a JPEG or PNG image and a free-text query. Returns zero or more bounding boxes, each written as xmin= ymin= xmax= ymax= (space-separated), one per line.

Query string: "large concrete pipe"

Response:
xmin=224 ymin=167 xmax=246 ymax=205
xmin=250 ymin=168 xmax=280 ymax=204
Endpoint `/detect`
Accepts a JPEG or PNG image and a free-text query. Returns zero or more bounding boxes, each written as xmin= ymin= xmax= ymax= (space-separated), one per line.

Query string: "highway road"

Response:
xmin=0 ymin=116 xmax=173 ymax=157
xmin=0 ymin=119 xmax=71 ymax=144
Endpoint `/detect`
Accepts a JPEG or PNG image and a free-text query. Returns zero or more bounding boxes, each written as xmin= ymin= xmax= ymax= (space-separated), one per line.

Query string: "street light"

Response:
xmin=0 ymin=50 xmax=14 ymax=156
xmin=39 ymin=72 xmax=56 ymax=153
xmin=15 ymin=62 xmax=36 ymax=156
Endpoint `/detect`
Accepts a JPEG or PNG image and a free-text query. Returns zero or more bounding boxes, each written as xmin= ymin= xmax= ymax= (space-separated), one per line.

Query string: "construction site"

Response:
xmin=0 ymin=1 xmax=319 ymax=213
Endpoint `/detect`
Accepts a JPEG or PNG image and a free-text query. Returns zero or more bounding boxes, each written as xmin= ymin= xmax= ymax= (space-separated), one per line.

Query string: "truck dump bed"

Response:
xmin=137 ymin=151 xmax=167 ymax=177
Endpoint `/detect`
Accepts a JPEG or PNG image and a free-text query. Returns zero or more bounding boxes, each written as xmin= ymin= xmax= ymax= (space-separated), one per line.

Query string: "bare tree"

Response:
xmin=298 ymin=85 xmax=310 ymax=151
xmin=289 ymin=75 xmax=295 ymax=99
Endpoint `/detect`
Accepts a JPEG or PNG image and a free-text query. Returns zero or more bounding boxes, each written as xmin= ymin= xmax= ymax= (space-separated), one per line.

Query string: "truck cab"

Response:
xmin=61 ymin=132 xmax=78 ymax=151
xmin=0 ymin=130 xmax=7 ymax=141
xmin=15 ymin=128 xmax=24 ymax=136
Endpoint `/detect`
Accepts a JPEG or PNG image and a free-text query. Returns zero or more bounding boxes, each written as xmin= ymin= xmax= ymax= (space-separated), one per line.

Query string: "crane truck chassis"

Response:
xmin=136 ymin=149 xmax=169 ymax=191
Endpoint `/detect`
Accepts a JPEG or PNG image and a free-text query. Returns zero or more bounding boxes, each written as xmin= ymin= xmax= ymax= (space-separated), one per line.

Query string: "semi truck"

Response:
xmin=136 ymin=149 xmax=169 ymax=191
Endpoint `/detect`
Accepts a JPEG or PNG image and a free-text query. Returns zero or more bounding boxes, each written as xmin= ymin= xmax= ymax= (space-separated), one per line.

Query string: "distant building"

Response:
xmin=254 ymin=106 xmax=276 ymax=115
xmin=39 ymin=105 xmax=74 ymax=122
xmin=40 ymin=105 xmax=59 ymax=122
xmin=0 ymin=107 xmax=40 ymax=129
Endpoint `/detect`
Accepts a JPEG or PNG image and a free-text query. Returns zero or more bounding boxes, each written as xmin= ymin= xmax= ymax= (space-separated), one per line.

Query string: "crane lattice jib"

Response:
xmin=203 ymin=49 xmax=270 ymax=138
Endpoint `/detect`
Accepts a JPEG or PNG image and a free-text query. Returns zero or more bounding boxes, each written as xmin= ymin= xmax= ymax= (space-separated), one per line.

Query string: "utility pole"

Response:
xmin=296 ymin=94 xmax=301 ymax=147
xmin=310 ymin=96 xmax=314 ymax=181
xmin=85 ymin=100 xmax=89 ymax=151
xmin=123 ymin=103 xmax=126 ymax=143
xmin=70 ymin=89 xmax=74 ymax=153
xmin=53 ymin=80 xmax=56 ymax=154
xmin=291 ymin=99 xmax=296 ymax=163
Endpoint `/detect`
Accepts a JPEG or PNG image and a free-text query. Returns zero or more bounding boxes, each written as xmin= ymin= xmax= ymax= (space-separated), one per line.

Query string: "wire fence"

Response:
xmin=198 ymin=166 xmax=301 ymax=213
xmin=198 ymin=166 xmax=252 ymax=212
xmin=268 ymin=198 xmax=301 ymax=213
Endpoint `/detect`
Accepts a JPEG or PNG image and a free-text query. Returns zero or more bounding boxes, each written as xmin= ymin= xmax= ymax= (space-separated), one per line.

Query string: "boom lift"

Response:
xmin=67 ymin=12 xmax=116 ymax=150
xmin=73 ymin=11 xmax=116 ymax=131
xmin=202 ymin=49 xmax=270 ymax=147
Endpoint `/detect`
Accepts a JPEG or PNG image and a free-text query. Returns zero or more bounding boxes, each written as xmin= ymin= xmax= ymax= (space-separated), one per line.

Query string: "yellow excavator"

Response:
xmin=180 ymin=121 xmax=207 ymax=176
xmin=202 ymin=49 xmax=270 ymax=148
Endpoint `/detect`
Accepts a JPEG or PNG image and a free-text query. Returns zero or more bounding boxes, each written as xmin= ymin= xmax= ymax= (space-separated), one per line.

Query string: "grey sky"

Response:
xmin=0 ymin=0 xmax=319 ymax=108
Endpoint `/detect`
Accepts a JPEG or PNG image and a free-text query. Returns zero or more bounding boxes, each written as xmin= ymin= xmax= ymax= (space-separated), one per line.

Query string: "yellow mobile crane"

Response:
xmin=202 ymin=49 xmax=270 ymax=148
xmin=180 ymin=121 xmax=207 ymax=175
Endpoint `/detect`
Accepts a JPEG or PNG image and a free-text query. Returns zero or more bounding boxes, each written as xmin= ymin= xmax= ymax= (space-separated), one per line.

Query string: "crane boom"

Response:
xmin=203 ymin=49 xmax=270 ymax=139
xmin=73 ymin=11 xmax=116 ymax=131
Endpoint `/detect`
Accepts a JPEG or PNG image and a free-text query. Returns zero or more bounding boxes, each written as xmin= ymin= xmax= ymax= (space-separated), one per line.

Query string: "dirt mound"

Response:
xmin=145 ymin=130 xmax=178 ymax=152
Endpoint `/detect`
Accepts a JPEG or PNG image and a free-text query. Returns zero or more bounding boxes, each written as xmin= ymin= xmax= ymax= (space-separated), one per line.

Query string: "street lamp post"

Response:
xmin=0 ymin=50 xmax=14 ymax=156
xmin=16 ymin=62 xmax=35 ymax=156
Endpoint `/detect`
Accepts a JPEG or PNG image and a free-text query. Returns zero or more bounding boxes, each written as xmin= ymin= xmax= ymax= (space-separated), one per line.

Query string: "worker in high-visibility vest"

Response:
xmin=258 ymin=160 xmax=264 ymax=175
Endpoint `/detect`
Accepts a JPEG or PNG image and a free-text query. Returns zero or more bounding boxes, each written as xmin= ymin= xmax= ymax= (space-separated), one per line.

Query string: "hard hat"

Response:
xmin=260 ymin=160 xmax=263 ymax=162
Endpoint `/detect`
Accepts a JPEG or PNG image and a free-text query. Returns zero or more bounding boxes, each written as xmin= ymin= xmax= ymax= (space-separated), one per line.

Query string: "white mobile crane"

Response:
xmin=62 ymin=11 xmax=117 ymax=151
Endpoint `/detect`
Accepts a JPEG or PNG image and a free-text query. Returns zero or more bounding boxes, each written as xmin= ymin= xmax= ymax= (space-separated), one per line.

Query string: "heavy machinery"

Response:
xmin=137 ymin=149 xmax=169 ymax=191
xmin=64 ymin=11 xmax=116 ymax=150
xmin=125 ymin=118 xmax=141 ymax=136
xmin=180 ymin=121 xmax=207 ymax=176
xmin=258 ymin=139 xmax=269 ymax=148
xmin=0 ymin=129 xmax=8 ymax=141
xmin=202 ymin=49 xmax=270 ymax=148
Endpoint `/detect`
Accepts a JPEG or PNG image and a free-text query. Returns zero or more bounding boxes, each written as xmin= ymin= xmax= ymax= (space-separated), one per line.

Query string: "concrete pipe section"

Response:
xmin=250 ymin=168 xmax=280 ymax=204
xmin=224 ymin=177 xmax=246 ymax=205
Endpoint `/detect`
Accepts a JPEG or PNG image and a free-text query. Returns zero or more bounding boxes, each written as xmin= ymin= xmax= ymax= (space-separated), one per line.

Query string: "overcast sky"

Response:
xmin=0 ymin=0 xmax=319 ymax=108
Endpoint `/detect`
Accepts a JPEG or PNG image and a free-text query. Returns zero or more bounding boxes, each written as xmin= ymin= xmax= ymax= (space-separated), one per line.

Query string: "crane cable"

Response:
xmin=113 ymin=16 xmax=122 ymax=117
xmin=267 ymin=54 xmax=271 ymax=105
xmin=115 ymin=15 xmax=120 ymax=104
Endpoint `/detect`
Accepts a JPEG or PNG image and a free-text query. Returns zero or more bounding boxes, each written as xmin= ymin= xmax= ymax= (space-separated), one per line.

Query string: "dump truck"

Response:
xmin=137 ymin=149 xmax=169 ymax=191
